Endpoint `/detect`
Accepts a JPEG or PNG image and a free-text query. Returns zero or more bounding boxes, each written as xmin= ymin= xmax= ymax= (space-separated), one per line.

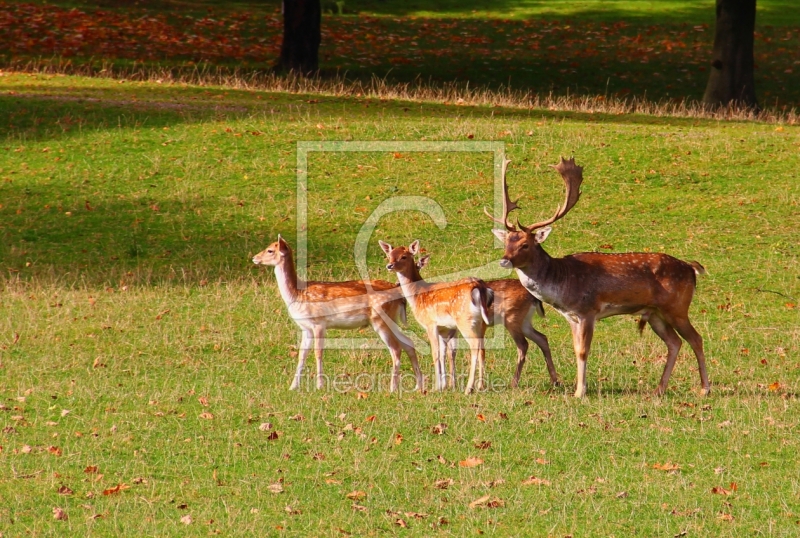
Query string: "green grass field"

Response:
xmin=1 ymin=72 xmax=799 ymax=536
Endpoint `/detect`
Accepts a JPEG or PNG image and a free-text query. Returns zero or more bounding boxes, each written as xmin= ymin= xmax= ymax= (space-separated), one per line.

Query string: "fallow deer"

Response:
xmin=252 ymin=235 xmax=422 ymax=392
xmin=379 ymin=240 xmax=493 ymax=394
xmin=416 ymin=255 xmax=559 ymax=388
xmin=486 ymin=158 xmax=710 ymax=398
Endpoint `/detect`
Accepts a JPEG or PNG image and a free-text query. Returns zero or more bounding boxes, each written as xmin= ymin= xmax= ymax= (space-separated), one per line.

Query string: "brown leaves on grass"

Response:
xmin=711 ymin=483 xmax=738 ymax=495
xmin=522 ymin=476 xmax=551 ymax=486
xmin=58 ymin=485 xmax=73 ymax=495
xmin=102 ymin=483 xmax=130 ymax=496
xmin=84 ymin=465 xmax=99 ymax=474
xmin=53 ymin=507 xmax=68 ymax=520
xmin=431 ymin=423 xmax=447 ymax=435
xmin=469 ymin=495 xmax=504 ymax=509
xmin=434 ymin=478 xmax=453 ymax=489
xmin=199 ymin=412 xmax=214 ymax=420
xmin=459 ymin=457 xmax=483 ymax=468
xmin=474 ymin=441 xmax=492 ymax=450
xmin=346 ymin=490 xmax=366 ymax=500
xmin=652 ymin=461 xmax=680 ymax=472
xmin=47 ymin=446 xmax=62 ymax=456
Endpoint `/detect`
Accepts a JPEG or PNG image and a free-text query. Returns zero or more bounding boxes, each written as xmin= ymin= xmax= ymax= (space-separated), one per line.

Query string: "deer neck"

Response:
xmin=274 ymin=253 xmax=302 ymax=306
xmin=514 ymin=244 xmax=563 ymax=303
xmin=394 ymin=266 xmax=428 ymax=308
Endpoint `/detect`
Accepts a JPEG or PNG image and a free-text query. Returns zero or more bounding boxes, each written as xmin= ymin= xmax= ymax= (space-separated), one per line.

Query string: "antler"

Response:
xmin=520 ymin=157 xmax=584 ymax=232
xmin=483 ymin=158 xmax=521 ymax=232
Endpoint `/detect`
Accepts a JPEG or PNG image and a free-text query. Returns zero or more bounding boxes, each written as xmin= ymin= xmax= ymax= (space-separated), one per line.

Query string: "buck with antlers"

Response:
xmin=379 ymin=240 xmax=494 ymax=394
xmin=486 ymin=158 xmax=710 ymax=398
xmin=253 ymin=235 xmax=423 ymax=392
xmin=416 ymin=254 xmax=559 ymax=389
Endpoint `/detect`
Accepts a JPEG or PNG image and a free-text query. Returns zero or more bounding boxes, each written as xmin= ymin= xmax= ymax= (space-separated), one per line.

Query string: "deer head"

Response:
xmin=379 ymin=240 xmax=429 ymax=278
xmin=486 ymin=158 xmax=584 ymax=269
xmin=252 ymin=234 xmax=292 ymax=266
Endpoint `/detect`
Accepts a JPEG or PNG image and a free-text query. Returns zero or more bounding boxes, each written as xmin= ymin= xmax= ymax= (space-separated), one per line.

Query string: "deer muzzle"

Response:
xmin=499 ymin=258 xmax=512 ymax=269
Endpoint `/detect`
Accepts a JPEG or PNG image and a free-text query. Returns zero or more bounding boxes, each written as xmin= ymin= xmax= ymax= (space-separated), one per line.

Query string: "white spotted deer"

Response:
xmin=486 ymin=158 xmax=710 ymax=398
xmin=415 ymin=254 xmax=559 ymax=388
xmin=379 ymin=240 xmax=493 ymax=394
xmin=253 ymin=235 xmax=423 ymax=392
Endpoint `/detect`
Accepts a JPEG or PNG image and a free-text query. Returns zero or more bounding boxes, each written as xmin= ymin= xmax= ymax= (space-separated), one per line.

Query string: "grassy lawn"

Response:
xmin=4 ymin=0 xmax=800 ymax=108
xmin=1 ymin=73 xmax=799 ymax=536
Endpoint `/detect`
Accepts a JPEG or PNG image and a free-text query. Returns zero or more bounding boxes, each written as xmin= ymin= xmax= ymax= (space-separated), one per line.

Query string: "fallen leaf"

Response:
xmin=84 ymin=465 xmax=99 ymax=474
xmin=199 ymin=412 xmax=214 ymax=420
xmin=718 ymin=513 xmax=735 ymax=521
xmin=459 ymin=457 xmax=484 ymax=468
xmin=476 ymin=414 xmax=486 ymax=422
xmin=535 ymin=458 xmax=549 ymax=465
xmin=652 ymin=461 xmax=680 ymax=471
xmin=365 ymin=415 xmax=376 ymax=422
xmin=474 ymin=441 xmax=492 ymax=450
xmin=394 ymin=518 xmax=407 ymax=528
xmin=290 ymin=414 xmax=305 ymax=421
xmin=53 ymin=507 xmax=68 ymax=520
xmin=431 ymin=423 xmax=447 ymax=435
xmin=616 ymin=491 xmax=628 ymax=498
xmin=405 ymin=511 xmax=427 ymax=519
xmin=351 ymin=503 xmax=367 ymax=512
xmin=102 ymin=483 xmax=130 ymax=496
xmin=434 ymin=478 xmax=453 ymax=489
xmin=267 ymin=431 xmax=279 ymax=441
xmin=47 ymin=446 xmax=62 ymax=456
xmin=522 ymin=476 xmax=551 ymax=486
xmin=268 ymin=483 xmax=284 ymax=494
xmin=198 ymin=396 xmax=209 ymax=407
xmin=180 ymin=514 xmax=193 ymax=525
xmin=259 ymin=422 xmax=273 ymax=431
xmin=711 ymin=486 xmax=732 ymax=495
xmin=58 ymin=485 xmax=73 ymax=495
xmin=394 ymin=433 xmax=403 ymax=445
xmin=768 ymin=382 xmax=782 ymax=392
xmin=346 ymin=490 xmax=366 ymax=500
xmin=469 ymin=494 xmax=491 ymax=508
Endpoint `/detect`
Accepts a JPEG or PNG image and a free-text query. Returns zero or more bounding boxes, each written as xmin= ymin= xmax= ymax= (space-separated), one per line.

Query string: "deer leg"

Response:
xmin=444 ymin=330 xmax=457 ymax=390
xmin=427 ymin=328 xmax=443 ymax=391
xmin=397 ymin=337 xmax=423 ymax=392
xmin=463 ymin=327 xmax=485 ymax=395
xmin=647 ymin=315 xmax=682 ymax=396
xmin=508 ymin=330 xmax=528 ymax=389
xmin=313 ymin=327 xmax=326 ymax=390
xmin=570 ymin=319 xmax=594 ymax=398
xmin=374 ymin=324 xmax=404 ymax=393
xmin=671 ymin=317 xmax=711 ymax=396
xmin=477 ymin=336 xmax=486 ymax=392
xmin=291 ymin=329 xmax=313 ymax=390
xmin=522 ymin=323 xmax=559 ymax=387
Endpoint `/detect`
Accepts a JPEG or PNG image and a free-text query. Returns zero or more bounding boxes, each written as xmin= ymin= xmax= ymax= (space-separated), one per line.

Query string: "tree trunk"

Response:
xmin=702 ymin=0 xmax=758 ymax=110
xmin=275 ymin=0 xmax=321 ymax=75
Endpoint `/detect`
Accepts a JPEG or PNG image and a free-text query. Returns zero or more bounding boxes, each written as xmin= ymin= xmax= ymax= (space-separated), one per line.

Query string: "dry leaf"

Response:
xmin=711 ymin=486 xmax=732 ymax=495
xmin=522 ymin=476 xmax=551 ymax=486
xmin=290 ymin=414 xmax=305 ymax=421
xmin=652 ymin=461 xmax=680 ymax=471
xmin=394 ymin=518 xmax=407 ymax=528
xmin=199 ymin=412 xmax=214 ymax=420
xmin=180 ymin=514 xmax=193 ymax=525
xmin=198 ymin=396 xmax=209 ymax=407
xmin=459 ymin=457 xmax=484 ymax=468
xmin=351 ymin=503 xmax=367 ymax=512
xmin=394 ymin=433 xmax=403 ymax=445
xmin=346 ymin=490 xmax=366 ymax=500
xmin=102 ymin=483 xmax=130 ymax=496
xmin=718 ymin=513 xmax=734 ymax=521
xmin=434 ymin=478 xmax=453 ymax=489
xmin=365 ymin=415 xmax=376 ymax=422
xmin=535 ymin=458 xmax=549 ymax=465
xmin=21 ymin=444 xmax=32 ymax=453
xmin=616 ymin=491 xmax=628 ymax=498
xmin=476 ymin=414 xmax=486 ymax=422
xmin=58 ymin=485 xmax=73 ymax=495
xmin=469 ymin=494 xmax=491 ymax=509
xmin=474 ymin=441 xmax=492 ymax=449
xmin=266 ymin=431 xmax=279 ymax=441
xmin=405 ymin=511 xmax=427 ymax=519
xmin=431 ymin=423 xmax=447 ymax=435
xmin=268 ymin=483 xmax=284 ymax=494
xmin=768 ymin=382 xmax=782 ymax=392
xmin=53 ymin=507 xmax=68 ymax=521
xmin=47 ymin=446 xmax=62 ymax=456
xmin=84 ymin=465 xmax=99 ymax=474
xmin=356 ymin=392 xmax=368 ymax=400
xmin=259 ymin=422 xmax=273 ymax=431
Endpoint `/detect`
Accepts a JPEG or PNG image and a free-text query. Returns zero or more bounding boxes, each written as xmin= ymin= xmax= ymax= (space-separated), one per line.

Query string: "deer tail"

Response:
xmin=637 ymin=312 xmax=650 ymax=335
xmin=472 ymin=283 xmax=494 ymax=325
xmin=689 ymin=261 xmax=706 ymax=275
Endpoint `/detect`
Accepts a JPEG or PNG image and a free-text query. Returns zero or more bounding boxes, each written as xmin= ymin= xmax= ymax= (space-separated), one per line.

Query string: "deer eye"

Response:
xmin=267 ymin=250 xmax=273 ymax=254
xmin=401 ymin=255 xmax=407 ymax=260
xmin=520 ymin=243 xmax=529 ymax=250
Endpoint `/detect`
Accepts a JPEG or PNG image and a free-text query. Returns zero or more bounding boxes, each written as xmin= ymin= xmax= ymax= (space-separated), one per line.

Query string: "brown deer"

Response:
xmin=379 ymin=240 xmax=493 ymax=394
xmin=415 ymin=254 xmax=559 ymax=389
xmin=486 ymin=158 xmax=710 ymax=398
xmin=252 ymin=235 xmax=423 ymax=392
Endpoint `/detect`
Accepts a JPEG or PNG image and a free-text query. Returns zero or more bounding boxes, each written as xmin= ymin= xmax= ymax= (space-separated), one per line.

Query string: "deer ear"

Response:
xmin=417 ymin=255 xmax=430 ymax=269
xmin=277 ymin=235 xmax=289 ymax=254
xmin=492 ymin=228 xmax=507 ymax=242
xmin=408 ymin=240 xmax=420 ymax=255
xmin=534 ymin=226 xmax=552 ymax=244
xmin=378 ymin=240 xmax=393 ymax=256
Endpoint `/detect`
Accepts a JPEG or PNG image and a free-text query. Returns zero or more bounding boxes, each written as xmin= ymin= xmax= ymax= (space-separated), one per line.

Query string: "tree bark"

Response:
xmin=702 ymin=0 xmax=758 ymax=110
xmin=275 ymin=0 xmax=321 ymax=75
